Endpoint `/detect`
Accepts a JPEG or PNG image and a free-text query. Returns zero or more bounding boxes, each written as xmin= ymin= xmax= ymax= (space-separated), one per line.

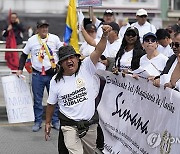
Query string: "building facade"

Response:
xmin=0 ymin=0 xmax=178 ymax=40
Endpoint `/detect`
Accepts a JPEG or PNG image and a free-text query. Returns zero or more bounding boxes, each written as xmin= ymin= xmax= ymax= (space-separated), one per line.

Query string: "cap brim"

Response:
xmin=59 ymin=53 xmax=80 ymax=62
xmin=37 ymin=23 xmax=49 ymax=28
xmin=104 ymin=13 xmax=113 ymax=15
xmin=137 ymin=14 xmax=148 ymax=16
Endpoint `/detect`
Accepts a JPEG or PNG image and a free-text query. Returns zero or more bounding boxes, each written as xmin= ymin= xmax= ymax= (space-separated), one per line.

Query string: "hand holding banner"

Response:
xmin=96 ymin=70 xmax=180 ymax=154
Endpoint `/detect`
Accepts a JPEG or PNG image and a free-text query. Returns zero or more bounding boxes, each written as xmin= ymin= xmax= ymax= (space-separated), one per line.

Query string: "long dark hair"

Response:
xmin=115 ymin=34 xmax=145 ymax=71
xmin=54 ymin=60 xmax=82 ymax=82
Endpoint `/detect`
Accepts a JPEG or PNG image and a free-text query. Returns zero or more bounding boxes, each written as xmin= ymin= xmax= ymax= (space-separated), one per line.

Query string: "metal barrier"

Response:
xmin=0 ymin=48 xmax=23 ymax=52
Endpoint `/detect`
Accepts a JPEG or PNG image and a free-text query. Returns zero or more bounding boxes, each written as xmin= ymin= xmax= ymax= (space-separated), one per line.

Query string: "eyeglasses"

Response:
xmin=125 ymin=31 xmax=137 ymax=37
xmin=144 ymin=38 xmax=157 ymax=43
xmin=170 ymin=42 xmax=180 ymax=48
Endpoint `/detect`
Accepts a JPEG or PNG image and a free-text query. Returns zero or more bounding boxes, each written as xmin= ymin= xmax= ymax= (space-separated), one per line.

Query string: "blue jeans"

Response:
xmin=32 ymin=72 xmax=59 ymax=125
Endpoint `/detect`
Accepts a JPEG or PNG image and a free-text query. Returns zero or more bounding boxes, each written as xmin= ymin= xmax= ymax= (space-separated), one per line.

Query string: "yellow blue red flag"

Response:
xmin=64 ymin=0 xmax=79 ymax=53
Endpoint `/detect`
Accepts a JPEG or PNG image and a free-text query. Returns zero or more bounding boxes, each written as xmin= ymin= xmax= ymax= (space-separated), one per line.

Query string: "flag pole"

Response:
xmin=89 ymin=6 xmax=93 ymax=22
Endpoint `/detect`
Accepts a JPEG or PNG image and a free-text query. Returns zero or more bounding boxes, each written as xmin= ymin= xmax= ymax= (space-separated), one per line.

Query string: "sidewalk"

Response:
xmin=0 ymin=123 xmax=59 ymax=154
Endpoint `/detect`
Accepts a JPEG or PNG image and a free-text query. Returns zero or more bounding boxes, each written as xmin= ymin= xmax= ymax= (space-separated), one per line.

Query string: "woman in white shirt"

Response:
xmin=115 ymin=26 xmax=145 ymax=72
xmin=138 ymin=32 xmax=168 ymax=80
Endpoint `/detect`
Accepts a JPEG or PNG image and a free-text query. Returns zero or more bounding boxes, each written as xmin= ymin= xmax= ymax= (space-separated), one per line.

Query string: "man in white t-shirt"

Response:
xmin=103 ymin=22 xmax=122 ymax=57
xmin=156 ymin=28 xmax=174 ymax=58
xmin=80 ymin=24 xmax=106 ymax=70
xmin=153 ymin=32 xmax=180 ymax=90
xmin=82 ymin=22 xmax=121 ymax=58
xmin=91 ymin=8 xmax=115 ymax=39
xmin=131 ymin=8 xmax=156 ymax=43
xmin=16 ymin=20 xmax=63 ymax=132
xmin=80 ymin=23 xmax=99 ymax=57
xmin=45 ymin=25 xmax=112 ymax=154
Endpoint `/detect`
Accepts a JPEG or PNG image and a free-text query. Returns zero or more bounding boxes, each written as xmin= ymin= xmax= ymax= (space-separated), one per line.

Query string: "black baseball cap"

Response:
xmin=37 ymin=19 xmax=49 ymax=28
xmin=143 ymin=32 xmax=157 ymax=42
xmin=108 ymin=22 xmax=120 ymax=33
xmin=104 ymin=9 xmax=114 ymax=16
xmin=85 ymin=24 xmax=97 ymax=32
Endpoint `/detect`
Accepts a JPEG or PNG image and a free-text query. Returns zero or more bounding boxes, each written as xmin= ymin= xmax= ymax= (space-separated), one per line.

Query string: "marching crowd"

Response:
xmin=2 ymin=7 xmax=180 ymax=154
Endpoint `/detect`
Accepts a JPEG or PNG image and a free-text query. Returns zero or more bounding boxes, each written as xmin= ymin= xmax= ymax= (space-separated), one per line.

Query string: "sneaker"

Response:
xmin=32 ymin=123 xmax=41 ymax=132
xmin=52 ymin=122 xmax=60 ymax=130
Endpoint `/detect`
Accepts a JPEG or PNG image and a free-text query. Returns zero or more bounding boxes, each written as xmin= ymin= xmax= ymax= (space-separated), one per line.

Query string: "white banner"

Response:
xmin=1 ymin=75 xmax=34 ymax=123
xmin=97 ymin=70 xmax=180 ymax=154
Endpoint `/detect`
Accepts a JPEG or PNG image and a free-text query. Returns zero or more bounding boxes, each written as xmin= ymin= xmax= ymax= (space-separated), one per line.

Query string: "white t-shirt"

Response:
xmin=94 ymin=18 xmax=103 ymax=39
xmin=80 ymin=38 xmax=100 ymax=57
xmin=23 ymin=33 xmax=63 ymax=72
xmin=117 ymin=49 xmax=133 ymax=70
xmin=131 ymin=21 xmax=156 ymax=43
xmin=47 ymin=57 xmax=100 ymax=121
xmin=157 ymin=44 xmax=174 ymax=58
xmin=140 ymin=53 xmax=168 ymax=75
xmin=103 ymin=38 xmax=122 ymax=58
xmin=118 ymin=23 xmax=130 ymax=40
xmin=96 ymin=62 xmax=106 ymax=70
xmin=160 ymin=58 xmax=178 ymax=85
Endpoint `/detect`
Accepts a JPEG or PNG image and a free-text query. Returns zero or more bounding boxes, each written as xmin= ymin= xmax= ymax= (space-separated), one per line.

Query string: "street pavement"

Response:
xmin=0 ymin=65 xmax=59 ymax=154
xmin=0 ymin=123 xmax=59 ymax=154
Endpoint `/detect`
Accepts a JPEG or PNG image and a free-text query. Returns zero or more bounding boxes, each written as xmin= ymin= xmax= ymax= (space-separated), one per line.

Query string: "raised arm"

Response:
xmin=90 ymin=25 xmax=112 ymax=65
xmin=81 ymin=26 xmax=97 ymax=47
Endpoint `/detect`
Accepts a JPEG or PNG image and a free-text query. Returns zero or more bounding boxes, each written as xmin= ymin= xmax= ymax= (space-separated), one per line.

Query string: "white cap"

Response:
xmin=136 ymin=9 xmax=148 ymax=16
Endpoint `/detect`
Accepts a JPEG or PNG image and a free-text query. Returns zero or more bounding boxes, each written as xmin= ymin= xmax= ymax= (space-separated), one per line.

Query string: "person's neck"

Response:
xmin=63 ymin=72 xmax=75 ymax=76
xmin=109 ymin=36 xmax=119 ymax=44
xmin=146 ymin=50 xmax=159 ymax=60
xmin=138 ymin=21 xmax=146 ymax=26
xmin=125 ymin=45 xmax=134 ymax=52
xmin=39 ymin=34 xmax=48 ymax=39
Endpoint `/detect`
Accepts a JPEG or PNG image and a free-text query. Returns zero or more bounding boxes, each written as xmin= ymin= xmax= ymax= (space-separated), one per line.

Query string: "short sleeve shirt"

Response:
xmin=157 ymin=44 xmax=174 ymax=58
xmin=118 ymin=49 xmax=133 ymax=70
xmin=23 ymin=33 xmax=63 ymax=71
xmin=47 ymin=57 xmax=99 ymax=121
xmin=140 ymin=53 xmax=168 ymax=74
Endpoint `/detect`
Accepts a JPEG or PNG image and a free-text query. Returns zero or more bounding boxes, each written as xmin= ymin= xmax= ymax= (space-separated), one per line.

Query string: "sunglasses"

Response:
xmin=139 ymin=15 xmax=147 ymax=18
xmin=170 ymin=42 xmax=180 ymax=48
xmin=125 ymin=31 xmax=137 ymax=37
xmin=144 ymin=38 xmax=157 ymax=43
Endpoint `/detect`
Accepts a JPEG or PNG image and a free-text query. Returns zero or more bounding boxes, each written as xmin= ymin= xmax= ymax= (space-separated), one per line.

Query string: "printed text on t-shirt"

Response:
xmin=61 ymin=87 xmax=88 ymax=106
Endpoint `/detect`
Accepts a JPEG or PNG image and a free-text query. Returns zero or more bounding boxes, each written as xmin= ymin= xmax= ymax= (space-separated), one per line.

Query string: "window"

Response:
xmin=173 ymin=0 xmax=180 ymax=10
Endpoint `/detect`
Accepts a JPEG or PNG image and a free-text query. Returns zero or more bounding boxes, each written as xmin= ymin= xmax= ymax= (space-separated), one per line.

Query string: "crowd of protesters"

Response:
xmin=1 ymin=7 xmax=180 ymax=154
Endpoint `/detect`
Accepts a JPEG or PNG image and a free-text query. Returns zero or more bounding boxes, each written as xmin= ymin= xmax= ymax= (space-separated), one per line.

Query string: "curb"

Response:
xmin=0 ymin=106 xmax=47 ymax=122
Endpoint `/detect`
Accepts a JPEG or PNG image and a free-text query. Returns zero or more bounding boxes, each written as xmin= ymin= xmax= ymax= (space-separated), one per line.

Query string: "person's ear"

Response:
xmin=142 ymin=43 xmax=145 ymax=49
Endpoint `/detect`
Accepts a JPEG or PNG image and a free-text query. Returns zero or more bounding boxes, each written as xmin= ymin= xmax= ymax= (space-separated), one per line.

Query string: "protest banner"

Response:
xmin=78 ymin=0 xmax=102 ymax=7
xmin=97 ymin=70 xmax=180 ymax=154
xmin=1 ymin=75 xmax=34 ymax=123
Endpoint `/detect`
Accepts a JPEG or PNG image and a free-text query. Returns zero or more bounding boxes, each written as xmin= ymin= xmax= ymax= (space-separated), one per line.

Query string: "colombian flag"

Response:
xmin=64 ymin=0 xmax=79 ymax=53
